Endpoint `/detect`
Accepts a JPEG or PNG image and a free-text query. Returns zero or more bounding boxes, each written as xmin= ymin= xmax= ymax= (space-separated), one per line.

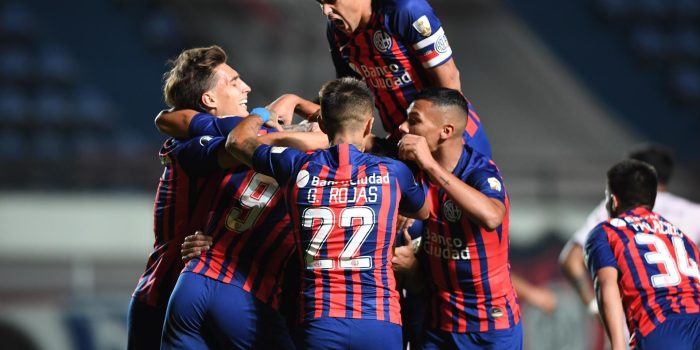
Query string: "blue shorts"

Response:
xmin=423 ymin=321 xmax=523 ymax=350
xmin=161 ymin=272 xmax=294 ymax=349
xmin=127 ymin=297 xmax=166 ymax=350
xmin=636 ymin=314 xmax=700 ymax=350
xmin=300 ymin=318 xmax=402 ymax=350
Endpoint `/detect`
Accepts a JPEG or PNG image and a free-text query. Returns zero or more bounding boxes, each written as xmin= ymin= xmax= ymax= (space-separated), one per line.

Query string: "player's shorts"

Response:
xmin=299 ymin=318 xmax=402 ymax=350
xmin=422 ymin=321 xmax=523 ymax=350
xmin=635 ymin=314 xmax=700 ymax=350
xmin=161 ymin=272 xmax=294 ymax=350
xmin=127 ymin=297 xmax=166 ymax=350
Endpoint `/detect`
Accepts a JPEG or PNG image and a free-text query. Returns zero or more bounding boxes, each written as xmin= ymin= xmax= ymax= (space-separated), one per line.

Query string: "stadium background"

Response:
xmin=0 ymin=0 xmax=698 ymax=348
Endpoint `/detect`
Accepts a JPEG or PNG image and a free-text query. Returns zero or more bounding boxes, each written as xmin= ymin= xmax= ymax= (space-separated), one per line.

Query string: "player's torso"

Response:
xmin=185 ymin=166 xmax=295 ymax=309
xmin=334 ymin=14 xmax=428 ymax=133
xmin=605 ymin=208 xmax=700 ymax=335
xmin=132 ymin=139 xmax=222 ymax=306
xmin=288 ymin=146 xmax=402 ymax=324
xmin=420 ymin=150 xmax=519 ymax=332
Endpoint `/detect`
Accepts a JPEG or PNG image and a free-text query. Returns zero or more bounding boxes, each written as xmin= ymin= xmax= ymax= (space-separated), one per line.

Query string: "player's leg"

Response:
xmin=300 ymin=318 xmax=349 ymax=350
xmin=206 ymin=283 xmax=294 ymax=349
xmin=127 ymin=297 xmax=166 ymax=350
xmin=348 ymin=319 xmax=402 ymax=350
xmin=160 ymin=272 xmax=212 ymax=349
xmin=636 ymin=315 xmax=700 ymax=350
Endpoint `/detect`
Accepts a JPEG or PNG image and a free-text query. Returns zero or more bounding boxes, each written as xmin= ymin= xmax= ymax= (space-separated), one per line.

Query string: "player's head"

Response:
xmin=318 ymin=77 xmax=374 ymax=139
xmin=163 ymin=45 xmax=250 ymax=117
xmin=399 ymin=87 xmax=468 ymax=151
xmin=605 ymin=159 xmax=658 ymax=217
xmin=316 ymin=0 xmax=373 ymax=35
xmin=627 ymin=144 xmax=673 ymax=187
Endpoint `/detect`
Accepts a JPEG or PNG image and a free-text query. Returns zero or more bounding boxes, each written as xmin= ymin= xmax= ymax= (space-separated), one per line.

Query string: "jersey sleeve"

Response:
xmin=466 ymin=164 xmax=507 ymax=204
xmin=252 ymin=144 xmax=308 ymax=185
xmin=176 ymin=135 xmax=226 ymax=177
xmin=571 ymin=201 xmax=609 ymax=247
xmin=189 ymin=114 xmax=278 ymax=137
xmin=392 ymin=0 xmax=452 ymax=68
xmin=584 ymin=224 xmax=619 ymax=278
xmin=394 ymin=160 xmax=427 ymax=214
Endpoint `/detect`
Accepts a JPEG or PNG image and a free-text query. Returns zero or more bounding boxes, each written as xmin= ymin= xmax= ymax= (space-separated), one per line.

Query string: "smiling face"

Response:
xmin=317 ymin=0 xmax=372 ymax=35
xmin=203 ymin=63 xmax=251 ymax=117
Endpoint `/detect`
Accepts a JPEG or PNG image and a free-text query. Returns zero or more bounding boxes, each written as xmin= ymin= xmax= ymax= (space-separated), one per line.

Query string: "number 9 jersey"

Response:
xmin=252 ymin=143 xmax=426 ymax=325
xmin=585 ymin=207 xmax=700 ymax=338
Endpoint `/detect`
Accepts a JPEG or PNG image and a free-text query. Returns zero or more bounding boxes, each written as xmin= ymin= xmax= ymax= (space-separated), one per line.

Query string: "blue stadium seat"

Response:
xmin=0 ymin=129 xmax=25 ymax=160
xmin=0 ymin=46 xmax=33 ymax=85
xmin=34 ymin=90 xmax=73 ymax=126
xmin=594 ymin=0 xmax=633 ymax=21
xmin=629 ymin=26 xmax=669 ymax=62
xmin=38 ymin=44 xmax=78 ymax=87
xmin=670 ymin=27 xmax=700 ymax=61
xmin=32 ymin=130 xmax=65 ymax=160
xmin=0 ymin=88 xmax=28 ymax=125
xmin=674 ymin=0 xmax=700 ymax=21
xmin=637 ymin=0 xmax=673 ymax=21
xmin=669 ymin=66 xmax=700 ymax=103
xmin=74 ymin=87 xmax=114 ymax=129
xmin=0 ymin=2 xmax=37 ymax=44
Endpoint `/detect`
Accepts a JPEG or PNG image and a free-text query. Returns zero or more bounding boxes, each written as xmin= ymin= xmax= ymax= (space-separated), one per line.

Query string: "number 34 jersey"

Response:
xmin=585 ymin=207 xmax=700 ymax=337
xmin=253 ymin=143 xmax=426 ymax=325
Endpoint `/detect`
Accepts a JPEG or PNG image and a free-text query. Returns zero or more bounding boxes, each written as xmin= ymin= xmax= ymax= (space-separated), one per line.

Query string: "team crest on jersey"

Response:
xmin=443 ymin=200 xmax=462 ymax=223
xmin=159 ymin=154 xmax=171 ymax=166
xmin=373 ymin=30 xmax=393 ymax=53
xmin=296 ymin=170 xmax=310 ymax=188
xmin=487 ymin=177 xmax=502 ymax=192
xmin=435 ymin=34 xmax=450 ymax=54
xmin=412 ymin=15 xmax=432 ymax=37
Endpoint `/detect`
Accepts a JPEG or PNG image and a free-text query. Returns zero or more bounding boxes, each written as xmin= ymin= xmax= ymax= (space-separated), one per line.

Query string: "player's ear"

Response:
xmin=363 ymin=117 xmax=374 ymax=137
xmin=201 ymin=91 xmax=216 ymax=110
xmin=440 ymin=123 xmax=455 ymax=141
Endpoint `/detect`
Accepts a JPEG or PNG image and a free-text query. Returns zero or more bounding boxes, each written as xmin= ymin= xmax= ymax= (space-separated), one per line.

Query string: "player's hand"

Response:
xmin=396 ymin=215 xmax=415 ymax=234
xmin=181 ymin=231 xmax=213 ymax=262
xmin=397 ymin=134 xmax=435 ymax=170
xmin=392 ymin=231 xmax=418 ymax=273
xmin=267 ymin=94 xmax=298 ymax=125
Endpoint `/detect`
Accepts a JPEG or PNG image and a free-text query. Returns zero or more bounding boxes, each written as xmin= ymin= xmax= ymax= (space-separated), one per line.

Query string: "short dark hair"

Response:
xmin=414 ymin=87 xmax=469 ymax=116
xmin=607 ymin=159 xmax=658 ymax=210
xmin=163 ymin=45 xmax=227 ymax=111
xmin=318 ymin=77 xmax=374 ymax=135
xmin=627 ymin=144 xmax=673 ymax=185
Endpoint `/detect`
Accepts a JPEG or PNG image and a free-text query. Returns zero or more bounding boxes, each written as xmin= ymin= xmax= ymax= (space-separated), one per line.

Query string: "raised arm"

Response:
xmin=426 ymin=59 xmax=461 ymax=91
xmin=155 ymin=109 xmax=200 ymax=138
xmin=225 ymin=109 xmax=268 ymax=168
xmin=594 ymin=267 xmax=628 ymax=350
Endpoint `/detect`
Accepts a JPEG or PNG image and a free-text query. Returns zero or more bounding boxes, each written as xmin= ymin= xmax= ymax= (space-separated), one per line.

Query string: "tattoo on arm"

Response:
xmin=240 ymin=138 xmax=261 ymax=162
xmin=440 ymin=176 xmax=450 ymax=187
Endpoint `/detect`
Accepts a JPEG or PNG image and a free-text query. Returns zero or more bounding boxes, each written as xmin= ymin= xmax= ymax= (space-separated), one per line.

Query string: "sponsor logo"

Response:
xmin=373 ymin=30 xmax=393 ymax=53
xmin=490 ymin=307 xmax=504 ymax=319
xmin=199 ymin=135 xmax=213 ymax=146
xmin=352 ymin=62 xmax=414 ymax=90
xmin=296 ymin=170 xmax=310 ymax=188
xmin=442 ymin=200 xmax=462 ymax=223
xmin=271 ymin=146 xmax=287 ymax=154
xmin=435 ymin=34 xmax=450 ymax=54
xmin=424 ymin=230 xmax=470 ymax=260
xmin=487 ymin=177 xmax=502 ymax=192
xmin=412 ymin=15 xmax=432 ymax=37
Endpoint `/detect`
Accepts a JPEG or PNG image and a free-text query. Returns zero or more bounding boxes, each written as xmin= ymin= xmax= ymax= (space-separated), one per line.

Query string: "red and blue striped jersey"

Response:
xmin=419 ymin=145 xmax=520 ymax=333
xmin=132 ymin=135 xmax=227 ymax=308
xmin=253 ymin=143 xmax=426 ymax=324
xmin=585 ymin=207 xmax=700 ymax=337
xmin=178 ymin=119 xmax=296 ymax=310
xmin=327 ymin=0 xmax=486 ymax=147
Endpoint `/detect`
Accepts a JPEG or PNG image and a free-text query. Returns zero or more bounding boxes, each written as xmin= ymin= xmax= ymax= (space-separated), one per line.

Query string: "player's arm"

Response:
xmin=559 ymin=241 xmax=597 ymax=313
xmin=268 ymin=94 xmax=320 ymax=124
xmin=225 ymin=109 xmax=269 ymax=168
xmin=594 ymin=268 xmax=627 ymax=350
xmin=155 ymin=109 xmax=199 ymax=139
xmin=398 ymin=134 xmax=505 ymax=230
xmin=510 ymin=273 xmax=557 ymax=314
xmin=425 ymin=58 xmax=461 ymax=91
xmin=259 ymin=131 xmax=329 ymax=151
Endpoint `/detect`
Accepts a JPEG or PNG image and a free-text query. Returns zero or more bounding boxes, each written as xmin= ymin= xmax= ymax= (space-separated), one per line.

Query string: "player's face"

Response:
xmin=317 ymin=0 xmax=372 ymax=34
xmin=400 ymin=100 xmax=442 ymax=151
xmin=208 ymin=63 xmax=251 ymax=117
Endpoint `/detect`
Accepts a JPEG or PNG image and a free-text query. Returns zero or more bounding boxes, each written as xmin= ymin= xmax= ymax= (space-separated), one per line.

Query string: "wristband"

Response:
xmin=251 ymin=107 xmax=271 ymax=123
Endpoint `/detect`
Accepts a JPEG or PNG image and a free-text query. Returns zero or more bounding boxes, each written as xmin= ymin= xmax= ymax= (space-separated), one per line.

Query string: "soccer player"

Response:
xmin=560 ymin=145 xmax=700 ymax=315
xmin=225 ymin=77 xmax=430 ymax=349
xmin=395 ymin=87 xmax=522 ymax=349
xmin=317 ymin=0 xmax=492 ymax=157
xmin=585 ymin=160 xmax=700 ymax=349
xmin=127 ymin=45 xmax=252 ymax=350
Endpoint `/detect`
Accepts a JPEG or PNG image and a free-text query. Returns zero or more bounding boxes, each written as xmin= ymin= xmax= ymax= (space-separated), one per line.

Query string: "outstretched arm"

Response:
xmin=594 ymin=267 xmax=627 ymax=350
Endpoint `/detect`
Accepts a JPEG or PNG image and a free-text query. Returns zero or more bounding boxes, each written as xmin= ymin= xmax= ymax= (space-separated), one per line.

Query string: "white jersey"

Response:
xmin=572 ymin=191 xmax=700 ymax=246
